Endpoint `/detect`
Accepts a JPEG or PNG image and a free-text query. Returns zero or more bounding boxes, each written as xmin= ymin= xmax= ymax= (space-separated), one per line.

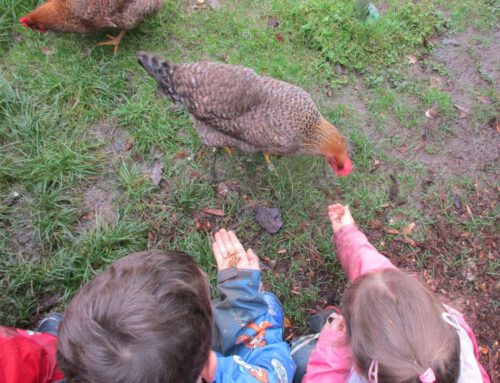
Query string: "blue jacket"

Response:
xmin=212 ymin=268 xmax=296 ymax=383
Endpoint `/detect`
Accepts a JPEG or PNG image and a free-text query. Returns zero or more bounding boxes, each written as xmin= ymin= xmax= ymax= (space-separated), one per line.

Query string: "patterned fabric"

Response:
xmin=213 ymin=268 xmax=296 ymax=383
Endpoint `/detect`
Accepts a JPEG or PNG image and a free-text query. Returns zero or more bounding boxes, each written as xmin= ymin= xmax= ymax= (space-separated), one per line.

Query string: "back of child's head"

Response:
xmin=342 ymin=268 xmax=460 ymax=383
xmin=57 ymin=250 xmax=213 ymax=383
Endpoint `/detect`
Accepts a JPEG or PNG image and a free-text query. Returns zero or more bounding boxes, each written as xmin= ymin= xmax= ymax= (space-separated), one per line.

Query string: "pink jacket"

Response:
xmin=304 ymin=224 xmax=490 ymax=383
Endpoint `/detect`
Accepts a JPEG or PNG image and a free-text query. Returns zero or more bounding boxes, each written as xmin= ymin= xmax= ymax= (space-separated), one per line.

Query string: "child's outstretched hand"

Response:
xmin=212 ymin=229 xmax=260 ymax=272
xmin=328 ymin=204 xmax=355 ymax=233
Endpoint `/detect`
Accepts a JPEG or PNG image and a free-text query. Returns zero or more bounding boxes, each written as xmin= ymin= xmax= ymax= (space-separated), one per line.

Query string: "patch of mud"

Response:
xmin=76 ymin=186 xmax=118 ymax=230
xmin=76 ymin=118 xmax=134 ymax=230
xmin=434 ymin=27 xmax=500 ymax=109
xmin=2 ymin=191 xmax=40 ymax=259
xmin=92 ymin=118 xmax=134 ymax=166
xmin=356 ymin=28 xmax=500 ymax=181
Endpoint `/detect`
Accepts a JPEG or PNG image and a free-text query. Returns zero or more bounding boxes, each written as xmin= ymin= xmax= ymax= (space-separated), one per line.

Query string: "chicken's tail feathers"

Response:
xmin=137 ymin=51 xmax=176 ymax=84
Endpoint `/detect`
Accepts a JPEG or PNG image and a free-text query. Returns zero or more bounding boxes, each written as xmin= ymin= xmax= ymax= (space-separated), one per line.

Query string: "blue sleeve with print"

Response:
xmin=212 ymin=268 xmax=296 ymax=383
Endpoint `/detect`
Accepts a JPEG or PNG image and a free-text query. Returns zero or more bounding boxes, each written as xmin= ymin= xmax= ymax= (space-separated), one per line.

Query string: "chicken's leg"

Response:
xmin=98 ymin=30 xmax=126 ymax=54
xmin=263 ymin=153 xmax=275 ymax=171
xmin=224 ymin=147 xmax=233 ymax=156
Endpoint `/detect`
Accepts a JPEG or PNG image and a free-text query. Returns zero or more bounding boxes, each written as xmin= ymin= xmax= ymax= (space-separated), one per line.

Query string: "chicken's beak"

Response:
xmin=327 ymin=156 xmax=353 ymax=176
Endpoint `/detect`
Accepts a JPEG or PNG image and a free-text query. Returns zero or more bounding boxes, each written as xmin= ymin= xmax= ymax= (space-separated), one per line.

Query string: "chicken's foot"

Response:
xmin=263 ymin=153 xmax=275 ymax=171
xmin=223 ymin=146 xmax=233 ymax=156
xmin=98 ymin=30 xmax=126 ymax=54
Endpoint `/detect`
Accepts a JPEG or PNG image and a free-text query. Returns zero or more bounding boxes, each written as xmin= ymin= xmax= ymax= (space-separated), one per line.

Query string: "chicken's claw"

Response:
xmin=263 ymin=153 xmax=275 ymax=171
xmin=97 ymin=30 xmax=126 ymax=54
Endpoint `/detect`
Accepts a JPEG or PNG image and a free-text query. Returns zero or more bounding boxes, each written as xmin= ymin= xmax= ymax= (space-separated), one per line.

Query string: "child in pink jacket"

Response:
xmin=299 ymin=204 xmax=490 ymax=383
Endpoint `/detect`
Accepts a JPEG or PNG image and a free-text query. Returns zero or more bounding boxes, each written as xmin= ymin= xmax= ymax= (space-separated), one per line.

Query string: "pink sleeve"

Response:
xmin=445 ymin=306 xmax=491 ymax=383
xmin=334 ymin=224 xmax=396 ymax=281
xmin=303 ymin=329 xmax=352 ymax=383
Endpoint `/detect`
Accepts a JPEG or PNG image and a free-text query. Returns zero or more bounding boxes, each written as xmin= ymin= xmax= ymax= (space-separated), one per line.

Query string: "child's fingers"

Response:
xmin=219 ymin=229 xmax=236 ymax=255
xmin=228 ymin=231 xmax=246 ymax=256
xmin=214 ymin=230 xmax=228 ymax=254
xmin=246 ymin=248 xmax=260 ymax=270
xmin=212 ymin=241 xmax=224 ymax=269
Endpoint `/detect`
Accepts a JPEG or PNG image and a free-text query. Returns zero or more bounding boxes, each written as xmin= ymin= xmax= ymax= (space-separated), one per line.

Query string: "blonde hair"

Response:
xmin=342 ymin=269 xmax=460 ymax=383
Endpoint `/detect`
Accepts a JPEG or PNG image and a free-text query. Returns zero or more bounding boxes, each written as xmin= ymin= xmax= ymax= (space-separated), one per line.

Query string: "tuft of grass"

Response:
xmin=288 ymin=0 xmax=447 ymax=71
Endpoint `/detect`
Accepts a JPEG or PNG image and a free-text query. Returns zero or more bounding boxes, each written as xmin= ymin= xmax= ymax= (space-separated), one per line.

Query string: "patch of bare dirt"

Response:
xmin=77 ymin=118 xmax=134 ymax=230
xmin=77 ymin=186 xmax=118 ymax=230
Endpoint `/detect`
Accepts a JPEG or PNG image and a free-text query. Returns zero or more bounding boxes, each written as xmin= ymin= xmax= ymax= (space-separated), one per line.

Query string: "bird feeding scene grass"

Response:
xmin=1 ymin=0 xmax=499 ymax=377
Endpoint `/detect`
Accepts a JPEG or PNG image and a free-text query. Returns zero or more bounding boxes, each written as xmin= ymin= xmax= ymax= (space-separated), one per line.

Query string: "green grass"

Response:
xmin=0 ymin=0 xmax=498 ymax=341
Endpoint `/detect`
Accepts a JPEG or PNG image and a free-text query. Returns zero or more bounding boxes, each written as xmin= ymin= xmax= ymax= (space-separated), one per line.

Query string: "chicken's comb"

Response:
xmin=19 ymin=17 xmax=30 ymax=28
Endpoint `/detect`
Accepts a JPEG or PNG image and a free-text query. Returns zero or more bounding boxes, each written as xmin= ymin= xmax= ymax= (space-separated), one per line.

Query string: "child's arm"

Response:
xmin=211 ymin=229 xmax=269 ymax=354
xmin=211 ymin=229 xmax=296 ymax=382
xmin=303 ymin=313 xmax=352 ymax=383
xmin=0 ymin=327 xmax=65 ymax=383
xmin=329 ymin=204 xmax=396 ymax=281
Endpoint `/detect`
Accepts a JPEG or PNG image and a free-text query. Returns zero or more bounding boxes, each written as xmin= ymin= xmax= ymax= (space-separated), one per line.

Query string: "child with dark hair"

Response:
xmin=295 ymin=204 xmax=490 ymax=383
xmin=56 ymin=229 xmax=295 ymax=383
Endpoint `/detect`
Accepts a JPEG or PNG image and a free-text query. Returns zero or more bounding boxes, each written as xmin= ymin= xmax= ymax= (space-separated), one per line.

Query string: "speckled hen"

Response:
xmin=137 ymin=52 xmax=353 ymax=176
xmin=19 ymin=0 xmax=163 ymax=53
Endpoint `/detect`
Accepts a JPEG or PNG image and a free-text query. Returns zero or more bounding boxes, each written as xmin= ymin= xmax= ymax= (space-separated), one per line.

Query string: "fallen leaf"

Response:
xmin=369 ymin=159 xmax=381 ymax=173
xmin=173 ymin=150 xmax=189 ymax=160
xmin=476 ymin=95 xmax=491 ymax=104
xmin=407 ymin=55 xmax=418 ymax=64
xmin=255 ymin=206 xmax=283 ymax=234
xmin=402 ymin=223 xmax=416 ymax=235
xmin=284 ymin=317 xmax=292 ymax=328
xmin=398 ymin=144 xmax=409 ymax=154
xmin=151 ymin=161 xmax=163 ymax=186
xmin=478 ymin=346 xmax=489 ymax=355
xmin=436 ymin=220 xmax=448 ymax=241
xmin=202 ymin=208 xmax=225 ymax=216
xmin=124 ymin=137 xmax=134 ymax=151
xmin=261 ymin=256 xmax=275 ymax=265
xmin=423 ymin=34 xmax=439 ymax=47
xmin=454 ymin=104 xmax=471 ymax=118
xmin=425 ymin=102 xmax=440 ymax=118
xmin=285 ymin=332 xmax=295 ymax=341
xmin=268 ymin=16 xmax=280 ymax=28
xmin=385 ymin=228 xmax=401 ymax=235
xmin=370 ymin=219 xmax=383 ymax=229
xmin=398 ymin=237 xmax=417 ymax=247
xmin=195 ymin=218 xmax=211 ymax=232
xmin=465 ymin=204 xmax=473 ymax=218
xmin=275 ymin=33 xmax=285 ymax=43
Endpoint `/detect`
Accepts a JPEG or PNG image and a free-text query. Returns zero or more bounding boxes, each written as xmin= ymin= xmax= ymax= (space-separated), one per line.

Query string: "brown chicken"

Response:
xmin=137 ymin=52 xmax=353 ymax=176
xmin=19 ymin=0 xmax=163 ymax=53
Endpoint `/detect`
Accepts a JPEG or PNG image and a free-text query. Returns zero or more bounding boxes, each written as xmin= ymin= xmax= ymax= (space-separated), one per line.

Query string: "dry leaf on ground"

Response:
xmin=202 ymin=208 xmax=225 ymax=216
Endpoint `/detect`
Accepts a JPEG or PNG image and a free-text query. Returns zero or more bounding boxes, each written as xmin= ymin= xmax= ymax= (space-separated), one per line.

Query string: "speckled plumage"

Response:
xmin=22 ymin=0 xmax=163 ymax=33
xmin=138 ymin=53 xmax=336 ymax=156
xmin=68 ymin=0 xmax=162 ymax=31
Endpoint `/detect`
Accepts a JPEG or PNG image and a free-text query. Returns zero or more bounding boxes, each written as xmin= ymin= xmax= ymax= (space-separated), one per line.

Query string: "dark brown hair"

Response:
xmin=342 ymin=269 xmax=460 ymax=383
xmin=57 ymin=250 xmax=212 ymax=383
